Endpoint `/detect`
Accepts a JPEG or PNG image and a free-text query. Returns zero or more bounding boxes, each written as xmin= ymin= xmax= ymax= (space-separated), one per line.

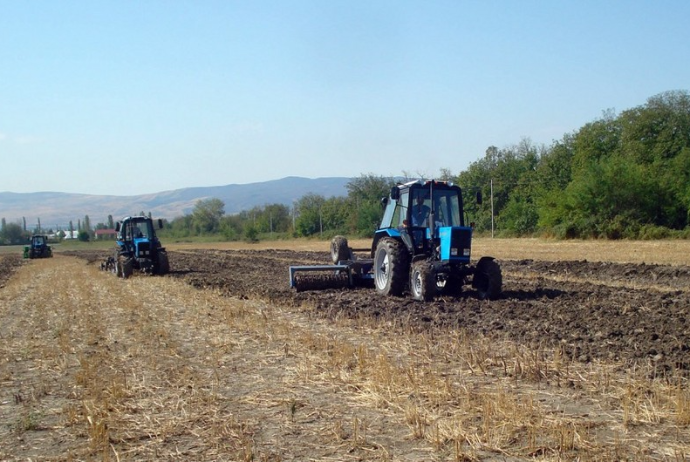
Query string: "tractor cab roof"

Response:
xmin=389 ymin=179 xmax=461 ymax=201
xmin=395 ymin=179 xmax=459 ymax=191
xmin=121 ymin=216 xmax=151 ymax=222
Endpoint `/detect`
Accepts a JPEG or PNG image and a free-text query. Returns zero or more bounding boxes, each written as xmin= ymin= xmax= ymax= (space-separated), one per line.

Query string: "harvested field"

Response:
xmin=1 ymin=239 xmax=690 ymax=460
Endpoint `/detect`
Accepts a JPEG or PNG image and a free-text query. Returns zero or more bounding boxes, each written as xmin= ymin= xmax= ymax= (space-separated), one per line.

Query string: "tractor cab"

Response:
xmin=119 ymin=217 xmax=156 ymax=242
xmin=374 ymin=180 xmax=472 ymax=264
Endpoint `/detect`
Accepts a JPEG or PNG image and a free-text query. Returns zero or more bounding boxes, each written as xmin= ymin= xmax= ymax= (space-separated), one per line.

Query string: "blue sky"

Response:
xmin=1 ymin=1 xmax=688 ymax=195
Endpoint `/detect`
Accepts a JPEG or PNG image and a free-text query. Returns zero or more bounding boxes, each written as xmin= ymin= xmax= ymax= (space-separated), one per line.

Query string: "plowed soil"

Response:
xmin=66 ymin=248 xmax=690 ymax=374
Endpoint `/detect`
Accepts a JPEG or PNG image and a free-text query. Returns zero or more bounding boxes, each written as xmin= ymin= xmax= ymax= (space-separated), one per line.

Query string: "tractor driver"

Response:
xmin=411 ymin=194 xmax=430 ymax=226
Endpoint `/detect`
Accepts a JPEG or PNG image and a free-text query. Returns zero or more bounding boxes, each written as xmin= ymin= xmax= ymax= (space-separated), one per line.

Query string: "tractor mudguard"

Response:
xmin=371 ymin=228 xmax=403 ymax=257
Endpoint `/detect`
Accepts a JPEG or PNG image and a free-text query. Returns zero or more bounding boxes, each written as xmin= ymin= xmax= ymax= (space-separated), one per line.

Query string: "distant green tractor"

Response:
xmin=24 ymin=235 xmax=53 ymax=259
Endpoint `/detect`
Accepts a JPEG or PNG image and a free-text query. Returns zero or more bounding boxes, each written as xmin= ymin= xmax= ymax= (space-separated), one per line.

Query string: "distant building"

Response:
xmin=63 ymin=230 xmax=79 ymax=240
xmin=95 ymin=229 xmax=117 ymax=240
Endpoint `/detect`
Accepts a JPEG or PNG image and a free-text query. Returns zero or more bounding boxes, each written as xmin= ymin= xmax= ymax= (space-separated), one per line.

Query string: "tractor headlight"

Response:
xmin=463 ymin=248 xmax=470 ymax=256
xmin=451 ymin=248 xmax=458 ymax=256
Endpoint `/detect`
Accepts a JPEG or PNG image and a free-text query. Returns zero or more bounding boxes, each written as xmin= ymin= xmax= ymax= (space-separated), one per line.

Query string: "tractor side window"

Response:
xmin=449 ymin=195 xmax=461 ymax=226
xmin=392 ymin=191 xmax=409 ymax=228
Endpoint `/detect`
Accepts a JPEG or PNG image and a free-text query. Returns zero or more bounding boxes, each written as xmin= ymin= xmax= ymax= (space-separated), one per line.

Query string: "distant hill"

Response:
xmin=0 ymin=176 xmax=351 ymax=229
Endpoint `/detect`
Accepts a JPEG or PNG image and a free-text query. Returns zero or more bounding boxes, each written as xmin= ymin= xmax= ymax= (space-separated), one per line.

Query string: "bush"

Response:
xmin=638 ymin=225 xmax=672 ymax=240
xmin=244 ymin=224 xmax=259 ymax=243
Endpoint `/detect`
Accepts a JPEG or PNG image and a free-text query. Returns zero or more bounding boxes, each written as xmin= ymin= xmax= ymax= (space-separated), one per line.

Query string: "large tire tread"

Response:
xmin=410 ymin=260 xmax=436 ymax=301
xmin=473 ymin=257 xmax=502 ymax=300
xmin=331 ymin=236 xmax=350 ymax=264
xmin=374 ymin=238 xmax=409 ymax=297
xmin=156 ymin=251 xmax=170 ymax=275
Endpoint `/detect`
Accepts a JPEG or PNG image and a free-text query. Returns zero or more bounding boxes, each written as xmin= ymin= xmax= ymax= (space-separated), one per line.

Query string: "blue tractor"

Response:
xmin=108 ymin=216 xmax=170 ymax=278
xmin=24 ymin=235 xmax=53 ymax=259
xmin=290 ymin=179 xmax=501 ymax=301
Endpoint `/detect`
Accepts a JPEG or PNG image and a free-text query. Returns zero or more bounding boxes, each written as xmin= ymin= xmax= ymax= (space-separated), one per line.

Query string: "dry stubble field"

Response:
xmin=1 ymin=238 xmax=690 ymax=461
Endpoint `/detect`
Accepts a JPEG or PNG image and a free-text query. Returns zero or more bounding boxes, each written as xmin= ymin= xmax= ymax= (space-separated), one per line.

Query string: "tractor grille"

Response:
xmin=440 ymin=227 xmax=472 ymax=262
xmin=137 ymin=241 xmax=151 ymax=257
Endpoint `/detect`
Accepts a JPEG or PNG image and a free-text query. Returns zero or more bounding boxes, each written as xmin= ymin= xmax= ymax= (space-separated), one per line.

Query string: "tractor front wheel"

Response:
xmin=156 ymin=251 xmax=170 ymax=275
xmin=116 ymin=255 xmax=134 ymax=279
xmin=410 ymin=260 xmax=436 ymax=301
xmin=374 ymin=238 xmax=409 ymax=296
xmin=473 ymin=257 xmax=502 ymax=300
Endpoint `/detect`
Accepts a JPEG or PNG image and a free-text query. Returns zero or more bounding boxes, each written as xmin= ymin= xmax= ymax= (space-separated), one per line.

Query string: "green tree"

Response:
xmin=0 ymin=222 xmax=25 ymax=244
xmin=321 ymin=196 xmax=350 ymax=235
xmin=345 ymin=174 xmax=395 ymax=236
xmin=168 ymin=215 xmax=193 ymax=238
xmin=219 ymin=214 xmax=243 ymax=240
xmin=295 ymin=193 xmax=325 ymax=237
xmin=192 ymin=198 xmax=225 ymax=235
xmin=458 ymin=141 xmax=543 ymax=235
xmin=539 ymin=90 xmax=690 ymax=237
xmin=250 ymin=203 xmax=291 ymax=234
xmin=244 ymin=222 xmax=259 ymax=242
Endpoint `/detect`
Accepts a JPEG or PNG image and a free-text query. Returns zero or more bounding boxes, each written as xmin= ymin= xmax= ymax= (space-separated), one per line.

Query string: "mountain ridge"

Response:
xmin=0 ymin=176 xmax=352 ymax=229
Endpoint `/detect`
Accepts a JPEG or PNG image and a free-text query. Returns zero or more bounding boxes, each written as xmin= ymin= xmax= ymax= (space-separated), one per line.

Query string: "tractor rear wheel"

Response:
xmin=331 ymin=236 xmax=350 ymax=264
xmin=473 ymin=257 xmax=502 ymax=300
xmin=374 ymin=238 xmax=409 ymax=296
xmin=410 ymin=260 xmax=436 ymax=301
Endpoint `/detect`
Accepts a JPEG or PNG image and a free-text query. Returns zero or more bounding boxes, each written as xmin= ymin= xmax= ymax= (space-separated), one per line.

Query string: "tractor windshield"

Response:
xmin=124 ymin=220 xmax=154 ymax=240
xmin=432 ymin=189 xmax=463 ymax=227
xmin=409 ymin=187 xmax=463 ymax=227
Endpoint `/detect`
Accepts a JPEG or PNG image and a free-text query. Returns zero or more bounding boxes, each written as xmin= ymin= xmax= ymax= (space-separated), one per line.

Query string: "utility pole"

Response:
xmin=491 ymin=178 xmax=495 ymax=239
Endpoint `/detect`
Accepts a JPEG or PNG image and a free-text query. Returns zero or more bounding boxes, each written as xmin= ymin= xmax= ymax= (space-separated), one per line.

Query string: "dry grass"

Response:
xmin=168 ymin=237 xmax=690 ymax=266
xmin=1 ymin=243 xmax=690 ymax=460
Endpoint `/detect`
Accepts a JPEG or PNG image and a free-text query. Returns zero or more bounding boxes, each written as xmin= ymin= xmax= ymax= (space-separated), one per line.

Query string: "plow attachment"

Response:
xmin=289 ymin=236 xmax=374 ymax=292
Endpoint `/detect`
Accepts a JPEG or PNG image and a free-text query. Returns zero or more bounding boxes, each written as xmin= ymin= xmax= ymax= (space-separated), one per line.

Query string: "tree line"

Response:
xmin=3 ymin=90 xmax=689 ymax=244
xmin=458 ymin=90 xmax=690 ymax=239
xmin=160 ymin=175 xmax=399 ymax=241
xmin=0 ymin=215 xmax=117 ymax=245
